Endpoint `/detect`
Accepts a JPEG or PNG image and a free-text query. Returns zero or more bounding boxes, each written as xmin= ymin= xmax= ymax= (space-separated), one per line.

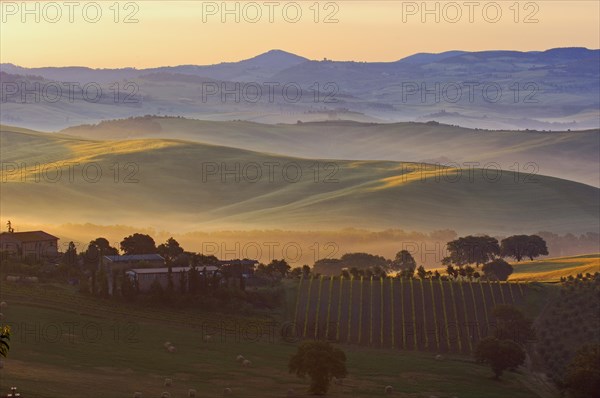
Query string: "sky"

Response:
xmin=1 ymin=1 xmax=599 ymax=68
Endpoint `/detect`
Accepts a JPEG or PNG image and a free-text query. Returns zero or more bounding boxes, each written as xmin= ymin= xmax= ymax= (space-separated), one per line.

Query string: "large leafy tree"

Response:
xmin=492 ymin=305 xmax=534 ymax=345
xmin=289 ymin=341 xmax=348 ymax=395
xmin=501 ymin=235 xmax=548 ymax=262
xmin=565 ymin=344 xmax=600 ymax=398
xmin=482 ymin=259 xmax=514 ymax=281
xmin=83 ymin=237 xmax=118 ymax=266
xmin=474 ymin=336 xmax=525 ymax=379
xmin=391 ymin=250 xmax=416 ymax=273
xmin=268 ymin=259 xmax=291 ymax=278
xmin=157 ymin=237 xmax=184 ymax=265
xmin=120 ymin=233 xmax=157 ymax=255
xmin=443 ymin=235 xmax=500 ymax=267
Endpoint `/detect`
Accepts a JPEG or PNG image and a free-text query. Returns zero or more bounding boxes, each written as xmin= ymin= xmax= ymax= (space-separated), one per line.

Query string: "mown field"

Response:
xmin=293 ymin=277 xmax=530 ymax=354
xmin=0 ymin=281 xmax=551 ymax=398
xmin=509 ymin=254 xmax=600 ymax=282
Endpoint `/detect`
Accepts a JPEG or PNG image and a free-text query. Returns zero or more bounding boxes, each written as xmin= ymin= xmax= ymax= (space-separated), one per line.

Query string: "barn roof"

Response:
xmin=103 ymin=254 xmax=165 ymax=262
xmin=0 ymin=231 xmax=59 ymax=242
xmin=128 ymin=265 xmax=219 ymax=274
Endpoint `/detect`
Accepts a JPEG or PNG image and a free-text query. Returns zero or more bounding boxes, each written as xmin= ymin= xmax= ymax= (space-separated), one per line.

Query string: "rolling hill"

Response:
xmin=509 ymin=254 xmax=600 ymax=282
xmin=1 ymin=125 xmax=598 ymax=236
xmin=61 ymin=117 xmax=600 ymax=187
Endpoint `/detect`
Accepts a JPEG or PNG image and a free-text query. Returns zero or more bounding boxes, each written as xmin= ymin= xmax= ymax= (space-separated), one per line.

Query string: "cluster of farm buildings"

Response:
xmin=0 ymin=229 xmax=257 ymax=292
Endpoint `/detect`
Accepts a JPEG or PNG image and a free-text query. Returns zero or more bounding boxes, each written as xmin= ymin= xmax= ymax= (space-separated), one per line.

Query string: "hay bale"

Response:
xmin=385 ymin=385 xmax=393 ymax=395
xmin=242 ymin=359 xmax=252 ymax=367
xmin=236 ymin=354 xmax=245 ymax=362
xmin=223 ymin=387 xmax=232 ymax=395
xmin=164 ymin=378 xmax=172 ymax=387
xmin=188 ymin=389 xmax=197 ymax=397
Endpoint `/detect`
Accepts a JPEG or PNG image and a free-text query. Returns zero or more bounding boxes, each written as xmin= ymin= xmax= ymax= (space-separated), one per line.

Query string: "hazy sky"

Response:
xmin=1 ymin=1 xmax=599 ymax=67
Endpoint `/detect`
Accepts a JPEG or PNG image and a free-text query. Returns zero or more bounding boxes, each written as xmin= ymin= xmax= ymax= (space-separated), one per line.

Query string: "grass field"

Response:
xmin=0 ymin=281 xmax=550 ymax=398
xmin=509 ymin=254 xmax=600 ymax=282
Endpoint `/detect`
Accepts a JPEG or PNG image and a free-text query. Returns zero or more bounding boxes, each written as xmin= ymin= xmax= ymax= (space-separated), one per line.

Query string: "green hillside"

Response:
xmin=0 ymin=281 xmax=551 ymax=398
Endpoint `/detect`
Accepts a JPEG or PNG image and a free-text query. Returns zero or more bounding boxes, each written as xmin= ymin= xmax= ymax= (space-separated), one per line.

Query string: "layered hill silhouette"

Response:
xmin=1 ymin=124 xmax=598 ymax=235
xmin=2 ymin=47 xmax=598 ymax=131
xmin=61 ymin=117 xmax=600 ymax=187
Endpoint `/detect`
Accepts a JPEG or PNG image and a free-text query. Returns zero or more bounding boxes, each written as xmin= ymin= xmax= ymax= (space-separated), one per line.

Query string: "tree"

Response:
xmin=564 ymin=344 xmax=600 ymax=398
xmin=178 ymin=270 xmax=187 ymax=294
xmin=474 ymin=336 xmax=525 ymax=379
xmin=391 ymin=250 xmax=416 ymax=273
xmin=446 ymin=264 xmax=458 ymax=279
xmin=157 ymin=237 xmax=184 ymax=265
xmin=444 ymin=235 xmax=500 ymax=267
xmin=492 ymin=305 xmax=534 ymax=345
xmin=90 ymin=237 xmax=118 ymax=256
xmin=120 ymin=233 xmax=157 ymax=255
xmin=63 ymin=241 xmax=78 ymax=268
xmin=302 ymin=265 xmax=311 ymax=278
xmin=482 ymin=259 xmax=513 ymax=281
xmin=0 ymin=325 xmax=10 ymax=358
xmin=120 ymin=270 xmax=136 ymax=301
xmin=340 ymin=253 xmax=388 ymax=271
xmin=289 ymin=341 xmax=348 ymax=395
xmin=188 ymin=265 xmax=200 ymax=295
xmin=268 ymin=259 xmax=291 ymax=278
xmin=97 ymin=268 xmax=109 ymax=298
xmin=501 ymin=235 xmax=548 ymax=262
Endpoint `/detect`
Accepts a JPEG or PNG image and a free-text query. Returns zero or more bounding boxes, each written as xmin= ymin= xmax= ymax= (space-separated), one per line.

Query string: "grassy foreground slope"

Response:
xmin=61 ymin=117 xmax=600 ymax=186
xmin=510 ymin=254 xmax=600 ymax=282
xmin=0 ymin=281 xmax=546 ymax=398
xmin=1 ymin=126 xmax=598 ymax=235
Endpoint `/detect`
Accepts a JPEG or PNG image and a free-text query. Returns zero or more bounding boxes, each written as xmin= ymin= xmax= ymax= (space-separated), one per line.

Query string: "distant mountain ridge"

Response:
xmin=2 ymin=47 xmax=596 ymax=80
xmin=1 ymin=47 xmax=598 ymax=131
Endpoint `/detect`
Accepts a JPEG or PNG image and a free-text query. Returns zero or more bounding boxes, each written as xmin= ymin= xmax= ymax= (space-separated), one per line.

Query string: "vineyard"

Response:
xmin=293 ymin=276 xmax=528 ymax=353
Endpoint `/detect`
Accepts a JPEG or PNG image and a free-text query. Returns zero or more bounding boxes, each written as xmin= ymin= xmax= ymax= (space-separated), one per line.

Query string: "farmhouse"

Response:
xmin=103 ymin=254 xmax=165 ymax=271
xmin=127 ymin=265 xmax=220 ymax=292
xmin=0 ymin=230 xmax=59 ymax=260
